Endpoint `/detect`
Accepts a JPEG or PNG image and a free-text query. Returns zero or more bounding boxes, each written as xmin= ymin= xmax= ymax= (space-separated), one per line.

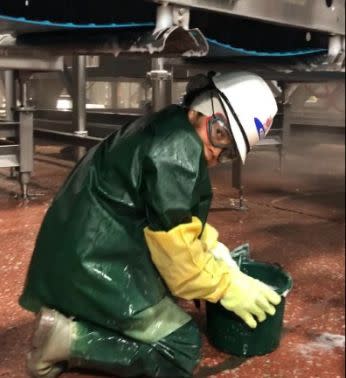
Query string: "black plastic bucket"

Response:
xmin=206 ymin=260 xmax=292 ymax=357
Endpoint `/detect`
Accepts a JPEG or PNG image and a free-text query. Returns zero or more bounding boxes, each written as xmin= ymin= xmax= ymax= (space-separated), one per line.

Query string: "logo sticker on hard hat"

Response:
xmin=254 ymin=117 xmax=273 ymax=139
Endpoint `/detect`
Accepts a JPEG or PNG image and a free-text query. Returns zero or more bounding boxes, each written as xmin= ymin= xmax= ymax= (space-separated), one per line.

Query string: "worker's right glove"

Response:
xmin=220 ymin=267 xmax=281 ymax=329
xmin=209 ymin=242 xmax=239 ymax=270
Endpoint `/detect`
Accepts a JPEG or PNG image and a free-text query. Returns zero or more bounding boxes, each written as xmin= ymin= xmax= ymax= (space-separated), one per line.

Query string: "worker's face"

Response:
xmin=188 ymin=110 xmax=223 ymax=167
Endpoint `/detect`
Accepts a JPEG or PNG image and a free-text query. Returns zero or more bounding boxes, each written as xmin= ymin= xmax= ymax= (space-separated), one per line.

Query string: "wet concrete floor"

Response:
xmin=0 ymin=137 xmax=344 ymax=378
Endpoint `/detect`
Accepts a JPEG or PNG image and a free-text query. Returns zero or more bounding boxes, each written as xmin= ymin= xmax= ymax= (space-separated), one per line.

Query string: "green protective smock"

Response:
xmin=19 ymin=105 xmax=213 ymax=376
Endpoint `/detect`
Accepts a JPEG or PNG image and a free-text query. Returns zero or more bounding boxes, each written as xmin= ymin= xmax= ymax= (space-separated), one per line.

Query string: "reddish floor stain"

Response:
xmin=0 ymin=141 xmax=344 ymax=378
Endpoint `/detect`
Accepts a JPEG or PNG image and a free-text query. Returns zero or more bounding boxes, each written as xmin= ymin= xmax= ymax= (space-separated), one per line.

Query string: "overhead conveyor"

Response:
xmin=155 ymin=0 xmax=345 ymax=35
xmin=0 ymin=0 xmax=345 ymax=60
xmin=0 ymin=0 xmax=344 ymax=199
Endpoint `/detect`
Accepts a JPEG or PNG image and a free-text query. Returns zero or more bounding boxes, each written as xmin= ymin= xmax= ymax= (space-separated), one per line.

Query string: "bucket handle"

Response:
xmin=257 ymin=262 xmax=292 ymax=298
xmin=271 ymin=262 xmax=292 ymax=298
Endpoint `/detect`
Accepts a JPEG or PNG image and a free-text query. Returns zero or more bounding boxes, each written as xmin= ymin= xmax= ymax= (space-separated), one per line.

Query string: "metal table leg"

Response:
xmin=72 ymin=55 xmax=87 ymax=161
xmin=148 ymin=58 xmax=172 ymax=112
xmin=232 ymin=158 xmax=248 ymax=211
xmin=18 ymin=109 xmax=34 ymax=199
xmin=4 ymin=70 xmax=16 ymax=122
xmin=4 ymin=70 xmax=18 ymax=179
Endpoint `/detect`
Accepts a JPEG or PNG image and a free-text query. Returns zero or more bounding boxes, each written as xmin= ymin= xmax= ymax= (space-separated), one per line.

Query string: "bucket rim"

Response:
xmin=240 ymin=259 xmax=293 ymax=296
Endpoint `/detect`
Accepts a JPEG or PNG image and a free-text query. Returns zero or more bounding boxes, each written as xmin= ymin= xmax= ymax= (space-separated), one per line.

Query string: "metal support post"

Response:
xmin=279 ymin=83 xmax=296 ymax=173
xmin=16 ymin=74 xmax=34 ymax=199
xmin=60 ymin=62 xmax=73 ymax=97
xmin=72 ymin=55 xmax=87 ymax=135
xmin=154 ymin=3 xmax=174 ymax=33
xmin=280 ymin=106 xmax=291 ymax=174
xmin=72 ymin=55 xmax=87 ymax=160
xmin=328 ymin=34 xmax=345 ymax=66
xmin=18 ymin=109 xmax=34 ymax=199
xmin=232 ymin=158 xmax=247 ymax=211
xmin=4 ymin=70 xmax=16 ymax=122
xmin=148 ymin=58 xmax=172 ymax=112
xmin=4 ymin=70 xmax=18 ymax=178
xmin=154 ymin=3 xmax=190 ymax=33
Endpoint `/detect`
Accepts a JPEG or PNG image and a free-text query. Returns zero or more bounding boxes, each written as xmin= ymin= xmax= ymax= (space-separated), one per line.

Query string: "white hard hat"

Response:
xmin=189 ymin=71 xmax=277 ymax=163
xmin=212 ymin=71 xmax=278 ymax=163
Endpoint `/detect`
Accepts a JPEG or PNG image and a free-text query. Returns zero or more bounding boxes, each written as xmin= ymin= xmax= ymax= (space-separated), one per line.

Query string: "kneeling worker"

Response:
xmin=20 ymin=71 xmax=281 ymax=377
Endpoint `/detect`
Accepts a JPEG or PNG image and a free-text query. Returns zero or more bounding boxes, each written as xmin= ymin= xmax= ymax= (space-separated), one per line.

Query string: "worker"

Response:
xmin=19 ymin=71 xmax=281 ymax=378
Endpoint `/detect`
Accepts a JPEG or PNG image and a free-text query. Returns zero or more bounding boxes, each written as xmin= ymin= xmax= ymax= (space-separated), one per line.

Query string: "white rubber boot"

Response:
xmin=27 ymin=307 xmax=74 ymax=378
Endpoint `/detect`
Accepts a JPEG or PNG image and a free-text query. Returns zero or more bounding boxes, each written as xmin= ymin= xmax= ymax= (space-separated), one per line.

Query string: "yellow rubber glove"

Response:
xmin=210 ymin=242 xmax=239 ymax=269
xmin=144 ymin=217 xmax=230 ymax=302
xmin=201 ymin=224 xmax=238 ymax=269
xmin=221 ymin=267 xmax=282 ymax=329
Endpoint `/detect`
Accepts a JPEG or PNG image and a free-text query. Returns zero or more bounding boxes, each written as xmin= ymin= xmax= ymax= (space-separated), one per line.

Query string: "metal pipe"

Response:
xmin=149 ymin=58 xmax=172 ymax=112
xmin=328 ymin=35 xmax=344 ymax=57
xmin=4 ymin=70 xmax=16 ymax=121
xmin=35 ymin=128 xmax=101 ymax=148
xmin=154 ymin=3 xmax=173 ymax=33
xmin=72 ymin=55 xmax=87 ymax=136
xmin=21 ymin=81 xmax=28 ymax=108
xmin=19 ymin=110 xmax=34 ymax=199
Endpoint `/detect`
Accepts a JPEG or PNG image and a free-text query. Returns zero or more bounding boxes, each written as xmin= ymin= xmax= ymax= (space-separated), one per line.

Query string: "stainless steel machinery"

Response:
xmin=0 ymin=0 xmax=344 ymax=198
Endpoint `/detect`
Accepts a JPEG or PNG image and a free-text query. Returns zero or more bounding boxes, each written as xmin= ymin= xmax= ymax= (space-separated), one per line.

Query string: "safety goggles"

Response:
xmin=207 ymin=113 xmax=233 ymax=148
xmin=206 ymin=113 xmax=239 ymax=162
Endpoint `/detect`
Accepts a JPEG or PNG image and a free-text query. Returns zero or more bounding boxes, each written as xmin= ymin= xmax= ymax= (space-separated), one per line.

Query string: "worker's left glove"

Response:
xmin=210 ymin=242 xmax=239 ymax=270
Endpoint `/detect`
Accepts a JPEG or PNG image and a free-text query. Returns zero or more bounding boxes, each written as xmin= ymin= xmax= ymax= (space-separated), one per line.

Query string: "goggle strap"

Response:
xmin=215 ymin=89 xmax=250 ymax=153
